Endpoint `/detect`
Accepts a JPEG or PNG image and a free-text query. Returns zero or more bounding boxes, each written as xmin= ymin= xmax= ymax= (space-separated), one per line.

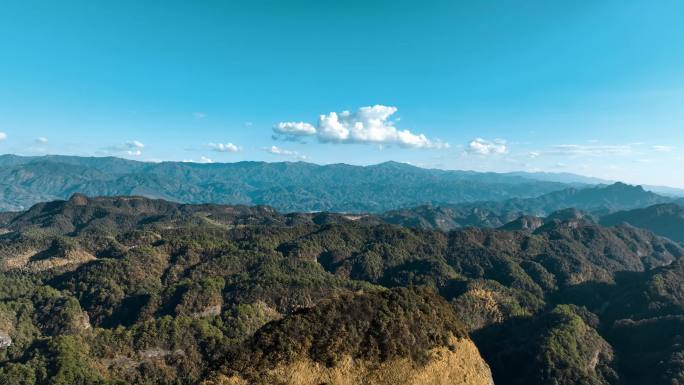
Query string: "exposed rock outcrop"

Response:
xmin=0 ymin=331 xmax=11 ymax=348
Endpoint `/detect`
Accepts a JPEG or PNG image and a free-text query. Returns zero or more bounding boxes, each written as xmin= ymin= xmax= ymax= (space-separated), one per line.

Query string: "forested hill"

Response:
xmin=1 ymin=195 xmax=684 ymax=384
xmin=0 ymin=154 xmax=592 ymax=212
xmin=601 ymin=203 xmax=684 ymax=243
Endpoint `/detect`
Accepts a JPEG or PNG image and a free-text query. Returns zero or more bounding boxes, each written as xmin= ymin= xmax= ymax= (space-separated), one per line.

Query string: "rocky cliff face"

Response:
xmin=212 ymin=288 xmax=494 ymax=385
xmin=209 ymin=340 xmax=493 ymax=385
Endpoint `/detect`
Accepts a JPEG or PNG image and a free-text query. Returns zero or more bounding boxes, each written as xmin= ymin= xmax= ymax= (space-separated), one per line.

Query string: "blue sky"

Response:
xmin=1 ymin=0 xmax=683 ymax=187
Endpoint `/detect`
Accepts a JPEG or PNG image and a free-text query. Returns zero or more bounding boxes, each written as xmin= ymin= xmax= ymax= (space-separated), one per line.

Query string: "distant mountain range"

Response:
xmin=2 ymin=154 xmax=682 ymax=214
xmin=503 ymin=171 xmax=684 ymax=197
xmin=380 ymin=182 xmax=674 ymax=231
xmin=0 ymin=155 xmax=596 ymax=212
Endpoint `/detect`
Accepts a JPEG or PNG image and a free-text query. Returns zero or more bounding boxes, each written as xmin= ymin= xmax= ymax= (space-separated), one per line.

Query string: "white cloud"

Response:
xmin=183 ymin=156 xmax=214 ymax=163
xmin=0 ymin=132 xmax=6 ymax=141
xmin=653 ymin=145 xmax=675 ymax=152
xmin=35 ymin=137 xmax=48 ymax=144
xmin=265 ymin=145 xmax=306 ymax=159
xmin=125 ymin=140 xmax=144 ymax=156
xmin=193 ymin=112 xmax=207 ymax=119
xmin=103 ymin=140 xmax=145 ymax=157
xmin=316 ymin=111 xmax=349 ymax=141
xmin=467 ymin=138 xmax=508 ymax=155
xmin=208 ymin=142 xmax=240 ymax=153
xmin=273 ymin=122 xmax=317 ymax=136
xmin=273 ymin=105 xmax=448 ymax=149
xmin=549 ymin=144 xmax=632 ymax=156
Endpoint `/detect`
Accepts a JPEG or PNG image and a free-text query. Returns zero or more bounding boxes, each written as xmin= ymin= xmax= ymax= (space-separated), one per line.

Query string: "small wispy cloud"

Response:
xmin=193 ymin=112 xmax=207 ymax=119
xmin=273 ymin=105 xmax=448 ymax=149
xmin=652 ymin=145 xmax=675 ymax=152
xmin=273 ymin=122 xmax=317 ymax=137
xmin=467 ymin=138 xmax=508 ymax=155
xmin=35 ymin=137 xmax=48 ymax=144
xmin=183 ymin=156 xmax=214 ymax=164
xmin=0 ymin=132 xmax=7 ymax=141
xmin=549 ymin=144 xmax=632 ymax=156
xmin=126 ymin=140 xmax=145 ymax=156
xmin=264 ymin=145 xmax=306 ymax=160
xmin=208 ymin=142 xmax=240 ymax=153
xmin=103 ymin=140 xmax=145 ymax=156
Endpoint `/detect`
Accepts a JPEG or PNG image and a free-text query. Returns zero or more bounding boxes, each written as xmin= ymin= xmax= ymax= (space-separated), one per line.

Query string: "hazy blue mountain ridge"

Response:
xmin=380 ymin=182 xmax=673 ymax=231
xmin=0 ymin=155 xmax=580 ymax=212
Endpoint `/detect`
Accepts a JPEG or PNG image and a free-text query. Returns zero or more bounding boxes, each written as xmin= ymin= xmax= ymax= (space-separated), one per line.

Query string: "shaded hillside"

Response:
xmin=0 ymin=155 xmax=579 ymax=212
xmin=474 ymin=305 xmax=616 ymax=385
xmin=601 ymin=203 xmax=684 ymax=243
xmin=554 ymin=258 xmax=684 ymax=385
xmin=0 ymin=196 xmax=683 ymax=384
xmin=381 ymin=183 xmax=671 ymax=231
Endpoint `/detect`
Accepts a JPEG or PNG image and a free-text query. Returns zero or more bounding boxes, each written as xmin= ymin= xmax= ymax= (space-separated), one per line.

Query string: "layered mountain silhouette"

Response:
xmin=0 ymin=154 xmax=615 ymax=212
xmin=381 ymin=182 xmax=673 ymax=231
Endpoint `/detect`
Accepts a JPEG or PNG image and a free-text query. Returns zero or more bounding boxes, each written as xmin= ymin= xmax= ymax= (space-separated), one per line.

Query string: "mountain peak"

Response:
xmin=499 ymin=215 xmax=545 ymax=232
xmin=372 ymin=160 xmax=416 ymax=169
xmin=68 ymin=193 xmax=89 ymax=206
xmin=545 ymin=208 xmax=594 ymax=223
xmin=605 ymin=182 xmax=645 ymax=191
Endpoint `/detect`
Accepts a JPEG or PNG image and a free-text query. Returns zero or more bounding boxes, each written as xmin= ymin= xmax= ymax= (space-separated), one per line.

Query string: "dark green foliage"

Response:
xmin=608 ymin=316 xmax=684 ymax=385
xmin=228 ymin=287 xmax=467 ymax=375
xmin=448 ymin=279 xmax=541 ymax=331
xmin=601 ymin=203 xmax=684 ymax=243
xmin=474 ymin=305 xmax=617 ymax=385
xmin=44 ymin=336 xmax=103 ymax=385
xmin=0 ymin=362 xmax=37 ymax=385
xmin=1 ymin=195 xmax=684 ymax=384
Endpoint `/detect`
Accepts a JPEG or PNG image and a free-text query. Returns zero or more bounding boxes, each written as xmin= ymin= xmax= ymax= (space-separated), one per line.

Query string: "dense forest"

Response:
xmin=0 ymin=195 xmax=683 ymax=384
